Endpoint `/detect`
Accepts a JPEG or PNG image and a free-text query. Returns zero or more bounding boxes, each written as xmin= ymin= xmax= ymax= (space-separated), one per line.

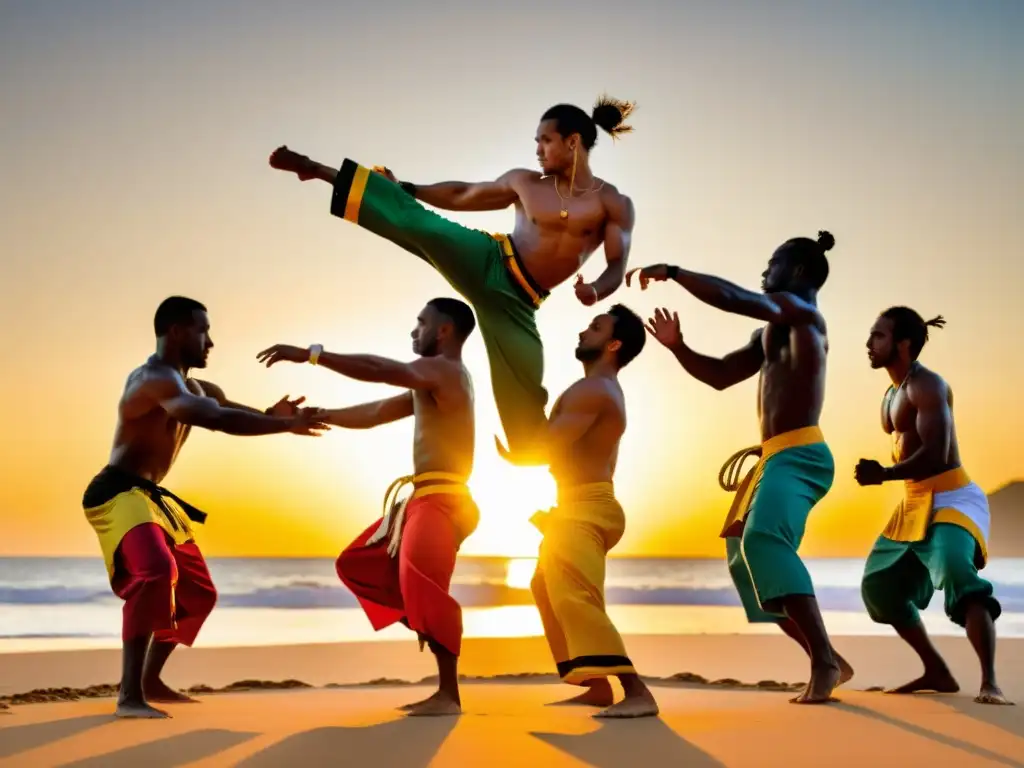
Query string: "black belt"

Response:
xmin=82 ymin=465 xmax=208 ymax=530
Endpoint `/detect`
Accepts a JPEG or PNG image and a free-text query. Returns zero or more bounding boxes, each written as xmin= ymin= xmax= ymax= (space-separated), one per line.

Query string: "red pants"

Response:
xmin=110 ymin=523 xmax=218 ymax=644
xmin=336 ymin=495 xmax=477 ymax=657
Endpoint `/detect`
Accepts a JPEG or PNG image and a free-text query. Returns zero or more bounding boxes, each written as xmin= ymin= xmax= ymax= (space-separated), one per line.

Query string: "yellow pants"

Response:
xmin=530 ymin=482 xmax=635 ymax=685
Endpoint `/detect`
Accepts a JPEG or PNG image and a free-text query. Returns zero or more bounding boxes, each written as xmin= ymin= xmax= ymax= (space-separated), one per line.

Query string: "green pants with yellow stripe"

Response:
xmin=329 ymin=159 xmax=549 ymax=458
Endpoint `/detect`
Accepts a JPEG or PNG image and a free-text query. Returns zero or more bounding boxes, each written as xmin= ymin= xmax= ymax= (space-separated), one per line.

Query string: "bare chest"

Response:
xmin=520 ymin=178 xmax=607 ymax=239
xmin=883 ymin=387 xmax=916 ymax=435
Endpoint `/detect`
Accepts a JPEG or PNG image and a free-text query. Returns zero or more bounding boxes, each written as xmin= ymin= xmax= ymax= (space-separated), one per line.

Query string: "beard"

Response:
xmin=574 ymin=345 xmax=601 ymax=362
xmin=869 ymin=348 xmax=896 ymax=369
xmin=416 ymin=337 xmax=439 ymax=357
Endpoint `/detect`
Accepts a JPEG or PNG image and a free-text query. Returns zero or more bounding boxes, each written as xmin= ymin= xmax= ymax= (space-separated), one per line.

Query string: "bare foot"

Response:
xmin=790 ymin=663 xmax=841 ymax=704
xmin=548 ymin=680 xmax=614 ymax=708
xmin=398 ymin=691 xmax=441 ymax=711
xmin=115 ymin=700 xmax=171 ymax=719
xmin=268 ymin=146 xmax=317 ymax=181
xmin=143 ymin=680 xmax=199 ymax=704
xmin=835 ymin=653 xmax=855 ymax=687
xmin=593 ymin=689 xmax=659 ymax=719
xmin=975 ymin=683 xmax=1014 ymax=705
xmin=405 ymin=692 xmax=461 ymax=717
xmin=884 ymin=668 xmax=959 ymax=695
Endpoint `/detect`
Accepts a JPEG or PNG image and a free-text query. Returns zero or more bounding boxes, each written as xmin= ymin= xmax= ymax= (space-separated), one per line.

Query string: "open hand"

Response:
xmin=289 ymin=407 xmax=331 ymax=436
xmin=854 ymin=459 xmax=887 ymax=486
xmin=257 ymin=344 xmax=309 ymax=367
xmin=574 ymin=274 xmax=599 ymax=306
xmin=625 ymin=264 xmax=673 ymax=290
xmin=644 ymin=307 xmax=683 ymax=349
xmin=266 ymin=395 xmax=306 ymax=417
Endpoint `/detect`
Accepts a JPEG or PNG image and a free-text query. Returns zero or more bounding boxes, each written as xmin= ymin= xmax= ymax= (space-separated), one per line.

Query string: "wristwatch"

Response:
xmin=882 ymin=465 xmax=896 ymax=482
xmin=308 ymin=344 xmax=323 ymax=365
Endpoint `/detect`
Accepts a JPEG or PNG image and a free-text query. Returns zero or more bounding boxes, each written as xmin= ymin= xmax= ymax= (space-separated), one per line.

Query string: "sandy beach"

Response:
xmin=1 ymin=634 xmax=1021 ymax=766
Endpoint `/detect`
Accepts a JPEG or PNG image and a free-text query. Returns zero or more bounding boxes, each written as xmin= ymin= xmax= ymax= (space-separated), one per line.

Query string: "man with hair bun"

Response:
xmin=628 ymin=231 xmax=850 ymax=705
xmin=856 ymin=308 xmax=1012 ymax=705
xmin=268 ymin=96 xmax=638 ymax=465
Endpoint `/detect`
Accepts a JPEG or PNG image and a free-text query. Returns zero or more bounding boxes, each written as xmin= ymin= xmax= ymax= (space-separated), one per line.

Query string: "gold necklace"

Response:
xmin=554 ymin=144 xmax=604 ymax=219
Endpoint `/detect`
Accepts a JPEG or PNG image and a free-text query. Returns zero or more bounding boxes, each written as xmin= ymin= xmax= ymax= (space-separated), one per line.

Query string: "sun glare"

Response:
xmin=504 ymin=557 xmax=538 ymax=589
xmin=464 ymin=458 xmax=555 ymax=557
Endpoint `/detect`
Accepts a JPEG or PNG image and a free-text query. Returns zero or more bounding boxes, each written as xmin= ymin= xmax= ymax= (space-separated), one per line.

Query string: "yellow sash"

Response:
xmin=490 ymin=233 xmax=547 ymax=308
xmin=530 ymin=481 xmax=617 ymax=535
xmin=84 ymin=489 xmax=194 ymax=580
xmin=718 ymin=426 xmax=825 ymax=538
xmin=364 ymin=471 xmax=471 ymax=557
xmin=882 ymin=465 xmax=976 ymax=543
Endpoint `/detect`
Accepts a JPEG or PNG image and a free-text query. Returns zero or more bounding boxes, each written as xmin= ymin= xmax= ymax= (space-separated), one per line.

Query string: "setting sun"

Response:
xmin=464 ymin=459 xmax=554 ymax=557
xmin=504 ymin=558 xmax=539 ymax=590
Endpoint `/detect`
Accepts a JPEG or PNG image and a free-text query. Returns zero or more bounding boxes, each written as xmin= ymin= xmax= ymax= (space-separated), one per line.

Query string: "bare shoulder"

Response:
xmin=120 ymin=361 xmax=185 ymax=417
xmin=505 ymin=168 xmax=543 ymax=187
xmin=907 ymin=365 xmax=949 ymax=402
xmin=769 ymin=292 xmax=827 ymax=335
xmin=409 ymin=356 xmax=467 ymax=393
xmin=191 ymin=378 xmax=222 ymax=400
xmin=565 ymin=376 xmax=616 ymax=410
xmin=599 ymin=182 xmax=632 ymax=218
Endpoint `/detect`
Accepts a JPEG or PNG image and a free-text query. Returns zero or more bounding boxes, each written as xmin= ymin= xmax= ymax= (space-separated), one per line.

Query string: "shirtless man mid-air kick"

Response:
xmin=268 ymin=96 xmax=637 ymax=465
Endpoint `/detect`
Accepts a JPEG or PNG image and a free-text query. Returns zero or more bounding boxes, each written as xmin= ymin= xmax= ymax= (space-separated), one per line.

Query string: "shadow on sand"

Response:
xmin=61 ymin=729 xmax=259 ymax=768
xmin=532 ymin=716 xmax=724 ymax=768
xmin=0 ymin=714 xmax=111 ymax=760
xmin=939 ymin=693 xmax=1021 ymax=740
xmin=836 ymin=700 xmax=1024 ymax=768
xmin=236 ymin=716 xmax=458 ymax=768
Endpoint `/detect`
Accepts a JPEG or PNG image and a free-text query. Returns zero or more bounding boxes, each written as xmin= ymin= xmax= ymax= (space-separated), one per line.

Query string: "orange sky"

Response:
xmin=1 ymin=2 xmax=1022 ymax=559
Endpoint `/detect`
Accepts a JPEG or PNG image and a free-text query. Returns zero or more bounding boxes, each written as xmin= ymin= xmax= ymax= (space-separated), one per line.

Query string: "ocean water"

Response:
xmin=1 ymin=556 xmax=1023 ymax=653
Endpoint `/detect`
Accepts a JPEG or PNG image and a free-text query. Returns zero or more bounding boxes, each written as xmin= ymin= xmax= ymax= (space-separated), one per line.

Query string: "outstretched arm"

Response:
xmin=673 ymin=269 xmax=823 ymax=328
xmin=325 ymin=393 xmax=415 ymax=429
xmin=887 ymin=376 xmax=953 ymax=481
xmin=138 ymin=374 xmax=321 ymax=436
xmin=193 ymin=380 xmax=274 ymax=415
xmin=405 ymin=168 xmax=528 ymax=212
xmin=257 ymin=344 xmax=438 ymax=391
xmin=628 ymin=265 xmax=823 ymax=329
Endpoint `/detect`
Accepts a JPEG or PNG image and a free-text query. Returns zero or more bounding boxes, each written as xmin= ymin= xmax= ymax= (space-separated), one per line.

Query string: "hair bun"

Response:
xmin=591 ymin=95 xmax=637 ymax=138
xmin=816 ymin=230 xmax=835 ymax=252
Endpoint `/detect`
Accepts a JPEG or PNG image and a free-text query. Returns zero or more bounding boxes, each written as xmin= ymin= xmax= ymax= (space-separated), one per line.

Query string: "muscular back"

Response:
xmin=757 ymin=319 xmax=828 ymax=441
xmin=883 ymin=365 xmax=960 ymax=469
xmin=508 ymin=171 xmax=628 ymax=291
xmin=548 ymin=376 xmax=626 ymax=487
xmin=110 ymin=361 xmax=207 ymax=483
xmin=412 ymin=358 xmax=475 ymax=479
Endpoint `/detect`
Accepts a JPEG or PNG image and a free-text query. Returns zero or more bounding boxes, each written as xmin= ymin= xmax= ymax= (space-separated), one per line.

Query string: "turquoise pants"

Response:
xmin=727 ymin=442 xmax=834 ymax=621
xmin=861 ymin=523 xmax=1000 ymax=628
